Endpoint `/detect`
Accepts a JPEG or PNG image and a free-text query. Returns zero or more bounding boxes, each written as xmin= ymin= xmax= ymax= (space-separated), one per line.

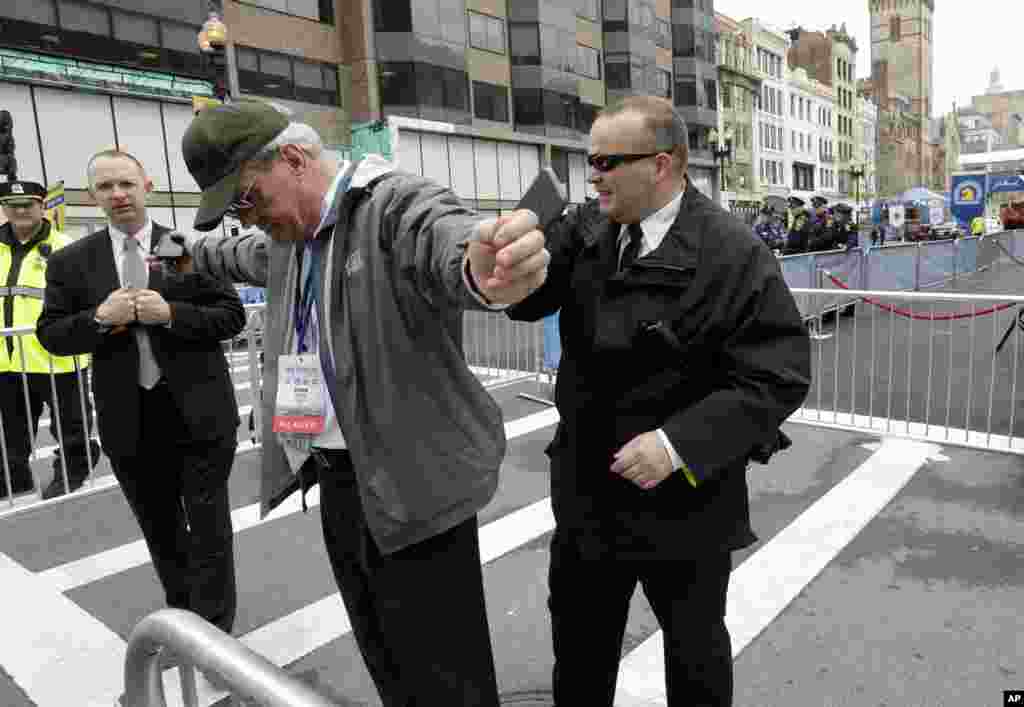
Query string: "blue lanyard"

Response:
xmin=291 ymin=160 xmax=358 ymax=356
xmin=294 ymin=240 xmax=322 ymax=354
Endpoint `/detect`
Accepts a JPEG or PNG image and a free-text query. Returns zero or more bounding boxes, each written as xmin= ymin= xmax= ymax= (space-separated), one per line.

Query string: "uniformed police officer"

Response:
xmin=784 ymin=195 xmax=810 ymax=254
xmin=806 ymin=195 xmax=833 ymax=252
xmin=0 ymin=180 xmax=99 ymax=500
xmin=831 ymin=203 xmax=855 ymax=250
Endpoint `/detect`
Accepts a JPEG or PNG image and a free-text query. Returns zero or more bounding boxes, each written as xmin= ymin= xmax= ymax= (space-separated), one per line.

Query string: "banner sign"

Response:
xmin=988 ymin=173 xmax=1024 ymax=194
xmin=950 ymin=173 xmax=986 ymax=227
xmin=44 ymin=180 xmax=65 ymax=232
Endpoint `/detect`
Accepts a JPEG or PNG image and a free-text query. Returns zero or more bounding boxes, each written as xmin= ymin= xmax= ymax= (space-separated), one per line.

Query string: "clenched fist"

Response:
xmin=467 ymin=210 xmax=550 ymax=306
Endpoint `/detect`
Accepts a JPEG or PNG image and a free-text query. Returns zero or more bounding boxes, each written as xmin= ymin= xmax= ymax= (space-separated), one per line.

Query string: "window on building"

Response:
xmin=293 ymin=59 xmax=338 ymax=106
xmin=239 ymin=0 xmax=333 ymax=23
xmin=513 ymin=86 xmax=544 ymax=127
xmin=540 ymin=24 xmax=576 ymax=73
xmin=704 ymin=79 xmax=716 ymax=109
xmin=675 ymin=78 xmax=698 ymax=107
xmin=605 ymin=61 xmax=629 ymax=90
xmin=473 ymin=81 xmax=509 ymax=122
xmin=373 ymin=0 xmax=412 ymax=30
xmin=509 ymin=23 xmax=540 ymax=65
xmin=543 ymin=90 xmax=579 ymax=129
xmin=673 ymin=24 xmax=695 ymax=57
xmin=576 ymin=44 xmax=601 ymax=79
xmin=890 ymin=15 xmax=900 ymax=40
xmin=236 ymin=45 xmax=340 ymax=106
xmin=468 ymin=11 xmax=505 ymax=54
xmin=688 ymin=125 xmax=709 ymax=153
xmin=655 ymin=18 xmax=671 ymax=49
xmin=721 ymin=81 xmax=732 ymax=109
xmin=629 ymin=63 xmax=645 ymax=91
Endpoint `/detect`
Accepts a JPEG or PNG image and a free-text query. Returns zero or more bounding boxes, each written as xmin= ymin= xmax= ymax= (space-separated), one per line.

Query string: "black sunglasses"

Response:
xmin=587 ymin=152 xmax=668 ymax=173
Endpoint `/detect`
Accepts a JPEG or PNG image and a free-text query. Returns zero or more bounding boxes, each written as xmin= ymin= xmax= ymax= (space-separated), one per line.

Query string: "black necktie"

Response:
xmin=619 ymin=223 xmax=644 ymax=272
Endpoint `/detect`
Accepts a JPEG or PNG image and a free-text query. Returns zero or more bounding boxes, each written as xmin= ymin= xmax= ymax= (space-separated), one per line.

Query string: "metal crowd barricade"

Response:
xmin=0 ymin=324 xmax=99 ymax=509
xmin=123 ymin=609 xmax=335 ymax=707
xmin=790 ymin=285 xmax=1024 ymax=454
xmin=779 ymin=229 xmax=1024 ymax=323
xmin=462 ymin=309 xmax=546 ymax=389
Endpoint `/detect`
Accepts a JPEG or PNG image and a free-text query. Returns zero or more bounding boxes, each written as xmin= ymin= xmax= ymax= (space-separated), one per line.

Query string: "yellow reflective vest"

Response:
xmin=0 ymin=220 xmax=89 ymax=374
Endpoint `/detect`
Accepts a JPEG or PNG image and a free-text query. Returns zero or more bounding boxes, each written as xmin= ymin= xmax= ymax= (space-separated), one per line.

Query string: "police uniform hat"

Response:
xmin=0 ymin=180 xmax=46 ymax=204
xmin=787 ymin=196 xmax=805 ymax=208
xmin=833 ymin=203 xmax=853 ymax=215
xmin=810 ymin=195 xmax=828 ymax=208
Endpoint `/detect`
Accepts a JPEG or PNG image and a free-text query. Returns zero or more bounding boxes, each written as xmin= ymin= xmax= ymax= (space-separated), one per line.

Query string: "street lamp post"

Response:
xmin=850 ymin=163 xmax=865 ymax=224
xmin=709 ymin=126 xmax=733 ymax=194
xmin=197 ymin=5 xmax=238 ymax=103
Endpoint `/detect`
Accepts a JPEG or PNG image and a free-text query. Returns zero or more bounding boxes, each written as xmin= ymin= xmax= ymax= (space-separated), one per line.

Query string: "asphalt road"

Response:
xmin=0 ymin=377 xmax=1021 ymax=707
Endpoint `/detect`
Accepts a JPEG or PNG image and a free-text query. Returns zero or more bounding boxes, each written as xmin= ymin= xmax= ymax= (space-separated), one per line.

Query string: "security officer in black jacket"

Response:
xmin=506 ymin=96 xmax=811 ymax=707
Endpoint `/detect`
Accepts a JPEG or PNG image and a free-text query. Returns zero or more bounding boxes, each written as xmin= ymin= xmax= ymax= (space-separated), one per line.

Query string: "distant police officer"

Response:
xmin=784 ymin=196 xmax=810 ymax=254
xmin=806 ymin=195 xmax=833 ymax=252
xmin=831 ymin=203 xmax=855 ymax=250
xmin=0 ymin=180 xmax=98 ymax=499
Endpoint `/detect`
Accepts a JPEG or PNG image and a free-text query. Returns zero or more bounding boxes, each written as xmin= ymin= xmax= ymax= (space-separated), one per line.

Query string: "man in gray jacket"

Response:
xmin=181 ymin=100 xmax=548 ymax=706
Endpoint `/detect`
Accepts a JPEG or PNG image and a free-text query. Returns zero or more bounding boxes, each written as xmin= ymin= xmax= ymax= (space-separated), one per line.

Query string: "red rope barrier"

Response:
xmin=822 ymin=271 xmax=1017 ymax=321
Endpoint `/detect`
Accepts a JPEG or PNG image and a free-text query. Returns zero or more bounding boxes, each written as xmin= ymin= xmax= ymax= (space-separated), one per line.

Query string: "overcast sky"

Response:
xmin=714 ymin=0 xmax=1023 ymax=117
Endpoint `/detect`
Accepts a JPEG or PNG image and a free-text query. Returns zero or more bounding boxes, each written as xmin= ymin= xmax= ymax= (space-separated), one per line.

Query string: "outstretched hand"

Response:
xmin=467 ymin=209 xmax=550 ymax=306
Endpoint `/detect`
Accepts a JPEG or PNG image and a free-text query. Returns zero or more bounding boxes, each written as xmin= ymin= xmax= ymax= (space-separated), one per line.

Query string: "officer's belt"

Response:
xmin=0 ymin=286 xmax=45 ymax=299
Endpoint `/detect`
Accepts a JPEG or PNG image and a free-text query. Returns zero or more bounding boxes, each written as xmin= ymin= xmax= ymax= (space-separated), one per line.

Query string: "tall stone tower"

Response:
xmin=868 ymin=0 xmax=935 ymax=195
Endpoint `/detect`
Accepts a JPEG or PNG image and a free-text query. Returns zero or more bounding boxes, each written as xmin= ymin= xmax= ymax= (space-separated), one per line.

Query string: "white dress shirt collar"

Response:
xmin=109 ymin=218 xmax=154 ymax=286
xmin=618 ymin=189 xmax=685 ymax=257
xmin=109 ymin=218 xmax=154 ymax=253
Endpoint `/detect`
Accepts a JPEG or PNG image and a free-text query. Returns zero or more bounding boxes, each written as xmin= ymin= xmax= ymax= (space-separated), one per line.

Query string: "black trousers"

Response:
xmin=549 ymin=527 xmax=734 ymax=707
xmin=317 ymin=450 xmax=500 ymax=707
xmin=0 ymin=370 xmax=96 ymax=495
xmin=108 ymin=383 xmax=237 ymax=633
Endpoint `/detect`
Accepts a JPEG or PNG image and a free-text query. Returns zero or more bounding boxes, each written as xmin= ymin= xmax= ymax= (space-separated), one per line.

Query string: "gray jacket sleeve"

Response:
xmin=190 ymin=231 xmax=270 ymax=287
xmin=379 ymin=174 xmax=493 ymax=312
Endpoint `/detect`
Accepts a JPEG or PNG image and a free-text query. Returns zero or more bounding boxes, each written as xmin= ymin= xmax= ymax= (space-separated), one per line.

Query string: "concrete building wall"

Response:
xmin=869 ymin=0 xmax=934 ymax=195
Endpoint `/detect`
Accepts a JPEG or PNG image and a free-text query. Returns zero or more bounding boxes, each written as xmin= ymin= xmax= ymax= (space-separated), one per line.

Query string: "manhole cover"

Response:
xmin=500 ymin=689 xmax=554 ymax=706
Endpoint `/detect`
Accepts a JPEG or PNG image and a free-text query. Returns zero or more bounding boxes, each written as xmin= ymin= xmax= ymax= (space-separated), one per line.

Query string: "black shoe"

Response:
xmin=41 ymin=477 xmax=84 ymax=500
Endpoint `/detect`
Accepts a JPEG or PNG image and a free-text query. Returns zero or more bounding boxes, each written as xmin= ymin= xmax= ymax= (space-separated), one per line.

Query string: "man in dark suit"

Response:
xmin=36 ymin=149 xmax=245 ymax=634
xmin=507 ymin=96 xmax=811 ymax=706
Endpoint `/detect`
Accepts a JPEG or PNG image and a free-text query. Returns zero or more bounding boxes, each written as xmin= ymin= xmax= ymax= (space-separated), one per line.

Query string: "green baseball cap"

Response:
xmin=183 ymin=100 xmax=290 ymax=231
